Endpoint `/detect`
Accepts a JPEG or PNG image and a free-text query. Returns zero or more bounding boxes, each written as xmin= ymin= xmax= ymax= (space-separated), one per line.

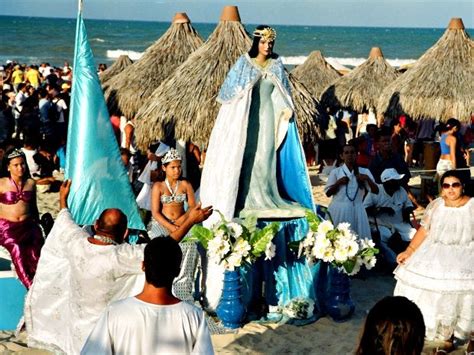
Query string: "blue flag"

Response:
xmin=65 ymin=12 xmax=144 ymax=230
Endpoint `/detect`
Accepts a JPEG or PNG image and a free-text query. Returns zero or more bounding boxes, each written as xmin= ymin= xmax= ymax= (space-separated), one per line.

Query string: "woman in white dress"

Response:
xmin=324 ymin=144 xmax=378 ymax=239
xmin=395 ymin=170 xmax=473 ymax=349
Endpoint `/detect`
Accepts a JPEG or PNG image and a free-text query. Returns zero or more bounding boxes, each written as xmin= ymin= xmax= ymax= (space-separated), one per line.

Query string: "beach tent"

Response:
xmin=135 ymin=6 xmax=320 ymax=149
xmin=291 ymin=50 xmax=341 ymax=99
xmin=321 ymin=47 xmax=398 ymax=113
xmin=377 ymin=18 xmax=473 ymax=123
xmin=100 ymin=55 xmax=133 ymax=85
xmin=104 ymin=13 xmax=203 ymax=117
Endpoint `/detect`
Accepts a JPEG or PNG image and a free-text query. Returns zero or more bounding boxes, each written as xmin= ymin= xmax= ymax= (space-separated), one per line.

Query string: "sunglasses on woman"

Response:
xmin=441 ymin=182 xmax=462 ymax=189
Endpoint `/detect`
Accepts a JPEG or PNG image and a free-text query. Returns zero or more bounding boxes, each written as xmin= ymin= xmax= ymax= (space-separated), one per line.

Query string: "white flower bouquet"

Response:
xmin=186 ymin=212 xmax=279 ymax=271
xmin=295 ymin=211 xmax=379 ymax=276
xmin=282 ymin=298 xmax=315 ymax=320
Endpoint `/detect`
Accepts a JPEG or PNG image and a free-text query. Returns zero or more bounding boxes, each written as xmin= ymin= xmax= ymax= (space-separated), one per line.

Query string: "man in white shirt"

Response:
xmin=26 ymin=180 xmax=212 ymax=354
xmin=13 ymin=83 xmax=28 ymax=137
xmin=363 ymin=168 xmax=416 ymax=266
xmin=52 ymin=89 xmax=68 ymax=140
xmin=136 ymin=141 xmax=171 ymax=210
xmin=81 ymin=237 xmax=214 ymax=355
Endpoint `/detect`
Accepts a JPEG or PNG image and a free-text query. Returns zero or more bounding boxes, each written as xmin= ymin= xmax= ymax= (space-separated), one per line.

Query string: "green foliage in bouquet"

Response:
xmin=292 ymin=210 xmax=379 ymax=276
xmin=184 ymin=211 xmax=279 ymax=270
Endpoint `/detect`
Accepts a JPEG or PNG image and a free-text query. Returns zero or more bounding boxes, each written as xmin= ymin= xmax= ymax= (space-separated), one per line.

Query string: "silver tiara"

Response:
xmin=7 ymin=149 xmax=24 ymax=160
xmin=161 ymin=148 xmax=182 ymax=165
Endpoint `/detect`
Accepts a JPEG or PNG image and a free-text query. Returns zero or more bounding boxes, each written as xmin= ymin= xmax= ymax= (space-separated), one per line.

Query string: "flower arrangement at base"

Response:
xmin=281 ymin=298 xmax=315 ymax=320
xmin=185 ymin=212 xmax=279 ymax=270
xmin=293 ymin=211 xmax=379 ymax=276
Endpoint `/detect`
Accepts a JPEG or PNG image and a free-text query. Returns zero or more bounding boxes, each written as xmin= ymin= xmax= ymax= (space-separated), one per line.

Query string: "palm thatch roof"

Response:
xmin=288 ymin=73 xmax=321 ymax=145
xmin=321 ymin=47 xmax=399 ymax=113
xmin=100 ymin=55 xmax=133 ymax=85
xmin=135 ymin=6 xmax=320 ymax=150
xmin=291 ymin=50 xmax=341 ymax=99
xmin=377 ymin=18 xmax=473 ymax=123
xmin=103 ymin=13 xmax=203 ymax=117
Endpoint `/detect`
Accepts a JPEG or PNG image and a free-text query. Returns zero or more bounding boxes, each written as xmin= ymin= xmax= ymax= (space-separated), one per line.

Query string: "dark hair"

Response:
xmin=341 ymin=143 xmax=357 ymax=153
xmin=356 ymin=296 xmax=425 ymax=355
xmin=1 ymin=147 xmax=31 ymax=179
xmin=390 ymin=118 xmax=401 ymax=129
xmin=23 ymin=134 xmax=39 ymax=149
xmin=17 ymin=83 xmax=26 ymax=91
xmin=96 ymin=208 xmax=128 ymax=243
xmin=440 ymin=169 xmax=466 ymax=191
xmin=375 ymin=127 xmax=392 ymax=141
xmin=119 ymin=147 xmax=131 ymax=158
xmin=248 ymin=25 xmax=278 ymax=59
xmin=38 ymin=88 xmax=48 ymax=99
xmin=445 ymin=118 xmax=461 ymax=131
xmin=143 ymin=237 xmax=182 ymax=288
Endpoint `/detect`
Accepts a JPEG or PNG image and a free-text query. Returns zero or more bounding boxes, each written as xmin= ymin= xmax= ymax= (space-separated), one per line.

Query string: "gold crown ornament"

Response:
xmin=253 ymin=27 xmax=276 ymax=42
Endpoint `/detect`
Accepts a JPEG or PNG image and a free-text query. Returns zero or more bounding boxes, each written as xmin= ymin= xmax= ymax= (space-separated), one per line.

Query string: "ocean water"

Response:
xmin=0 ymin=15 xmax=472 ymax=69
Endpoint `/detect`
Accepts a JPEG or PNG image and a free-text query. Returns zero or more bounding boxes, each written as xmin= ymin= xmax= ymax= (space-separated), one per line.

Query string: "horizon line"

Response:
xmin=1 ymin=14 xmax=472 ymax=31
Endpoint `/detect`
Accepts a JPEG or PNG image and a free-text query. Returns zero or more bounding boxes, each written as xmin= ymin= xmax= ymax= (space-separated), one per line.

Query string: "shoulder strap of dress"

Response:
xmin=9 ymin=177 xmax=22 ymax=193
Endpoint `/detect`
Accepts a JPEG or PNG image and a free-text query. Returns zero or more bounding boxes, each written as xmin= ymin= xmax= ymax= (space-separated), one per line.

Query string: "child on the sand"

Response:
xmin=149 ymin=148 xmax=196 ymax=237
xmin=148 ymin=148 xmax=199 ymax=302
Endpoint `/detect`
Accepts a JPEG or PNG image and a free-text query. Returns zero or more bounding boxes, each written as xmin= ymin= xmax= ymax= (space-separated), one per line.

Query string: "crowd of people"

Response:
xmin=317 ymin=108 xmax=473 ymax=180
xmin=0 ymin=23 xmax=473 ymax=355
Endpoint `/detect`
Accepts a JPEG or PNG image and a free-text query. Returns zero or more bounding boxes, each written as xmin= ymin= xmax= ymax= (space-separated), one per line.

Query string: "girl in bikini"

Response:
xmin=149 ymin=148 xmax=196 ymax=238
xmin=0 ymin=148 xmax=43 ymax=288
xmin=149 ymin=149 xmax=199 ymax=302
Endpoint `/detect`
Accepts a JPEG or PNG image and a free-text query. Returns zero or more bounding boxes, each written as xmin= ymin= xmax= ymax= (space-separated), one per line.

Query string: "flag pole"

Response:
xmin=67 ymin=0 xmax=83 ymax=177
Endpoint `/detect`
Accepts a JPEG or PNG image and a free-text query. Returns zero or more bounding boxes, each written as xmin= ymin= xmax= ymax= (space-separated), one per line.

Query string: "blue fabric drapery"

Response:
xmin=66 ymin=13 xmax=144 ymax=230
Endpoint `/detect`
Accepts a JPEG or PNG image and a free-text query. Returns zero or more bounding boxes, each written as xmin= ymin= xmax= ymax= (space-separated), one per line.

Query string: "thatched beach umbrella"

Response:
xmin=288 ymin=73 xmax=321 ymax=145
xmin=104 ymin=13 xmax=203 ymax=117
xmin=291 ymin=50 xmax=341 ymax=99
xmin=100 ymin=55 xmax=133 ymax=85
xmin=377 ymin=18 xmax=473 ymax=123
xmin=136 ymin=6 xmax=320 ymax=149
xmin=321 ymin=47 xmax=399 ymax=113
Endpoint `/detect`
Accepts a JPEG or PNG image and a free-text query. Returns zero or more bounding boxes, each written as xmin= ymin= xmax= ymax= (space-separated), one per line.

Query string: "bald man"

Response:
xmin=25 ymin=181 xmax=211 ymax=355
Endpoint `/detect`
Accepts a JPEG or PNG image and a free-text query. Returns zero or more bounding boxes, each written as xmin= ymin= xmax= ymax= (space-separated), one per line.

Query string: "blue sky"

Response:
xmin=1 ymin=0 xmax=473 ymax=28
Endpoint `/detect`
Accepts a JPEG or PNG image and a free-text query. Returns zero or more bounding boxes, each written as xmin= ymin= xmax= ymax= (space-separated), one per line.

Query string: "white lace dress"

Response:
xmin=394 ymin=197 xmax=474 ymax=340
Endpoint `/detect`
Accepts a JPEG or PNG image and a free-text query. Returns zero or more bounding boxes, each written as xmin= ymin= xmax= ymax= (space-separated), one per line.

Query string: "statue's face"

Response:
xmin=258 ymin=39 xmax=274 ymax=58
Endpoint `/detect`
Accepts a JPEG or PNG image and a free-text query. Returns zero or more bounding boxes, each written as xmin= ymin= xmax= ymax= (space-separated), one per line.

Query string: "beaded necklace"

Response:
xmin=165 ymin=178 xmax=179 ymax=198
xmin=93 ymin=235 xmax=118 ymax=245
xmin=345 ymin=180 xmax=359 ymax=202
xmin=343 ymin=166 xmax=358 ymax=203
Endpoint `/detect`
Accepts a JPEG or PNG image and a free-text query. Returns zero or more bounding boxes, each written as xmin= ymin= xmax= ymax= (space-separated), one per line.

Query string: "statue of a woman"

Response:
xmin=200 ymin=26 xmax=318 ymax=312
xmin=201 ymin=25 xmax=314 ymax=224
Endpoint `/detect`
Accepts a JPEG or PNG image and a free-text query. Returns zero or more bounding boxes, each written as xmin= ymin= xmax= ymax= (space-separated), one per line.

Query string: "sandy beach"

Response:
xmin=0 ymin=168 xmax=471 ymax=354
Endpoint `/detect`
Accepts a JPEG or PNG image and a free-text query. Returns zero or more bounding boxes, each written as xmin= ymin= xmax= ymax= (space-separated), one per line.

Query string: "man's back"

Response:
xmin=26 ymin=69 xmax=40 ymax=87
xmin=82 ymin=298 xmax=214 ymax=355
xmin=26 ymin=209 xmax=145 ymax=355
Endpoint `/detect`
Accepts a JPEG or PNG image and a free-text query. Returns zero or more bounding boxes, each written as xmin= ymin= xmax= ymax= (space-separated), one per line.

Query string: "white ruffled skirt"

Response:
xmin=394 ymin=239 xmax=473 ymax=340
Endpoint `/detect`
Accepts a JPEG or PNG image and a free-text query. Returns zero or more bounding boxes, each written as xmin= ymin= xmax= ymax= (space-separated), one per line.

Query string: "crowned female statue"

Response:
xmin=200 ymin=25 xmax=320 ymax=316
xmin=201 ymin=25 xmax=313 ymax=222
